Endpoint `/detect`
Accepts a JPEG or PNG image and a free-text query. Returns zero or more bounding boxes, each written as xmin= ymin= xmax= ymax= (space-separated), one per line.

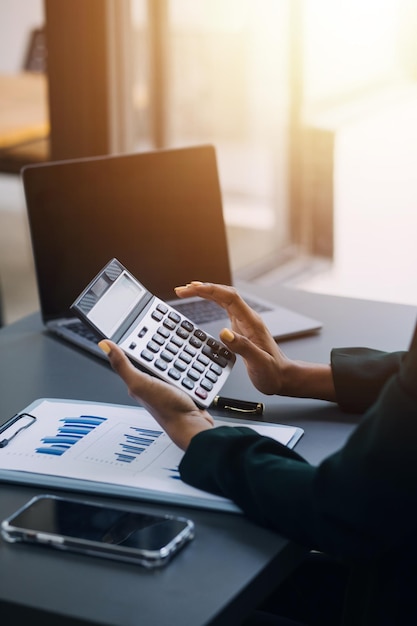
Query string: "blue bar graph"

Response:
xmin=163 ymin=467 xmax=181 ymax=480
xmin=36 ymin=415 xmax=107 ymax=456
xmin=115 ymin=425 xmax=163 ymax=463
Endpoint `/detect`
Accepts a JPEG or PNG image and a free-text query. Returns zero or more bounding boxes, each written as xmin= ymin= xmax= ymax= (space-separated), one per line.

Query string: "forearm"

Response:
xmin=180 ymin=426 xmax=319 ymax=548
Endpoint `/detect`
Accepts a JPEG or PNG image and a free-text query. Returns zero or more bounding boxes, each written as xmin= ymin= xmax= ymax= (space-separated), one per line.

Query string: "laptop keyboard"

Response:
xmin=66 ymin=320 xmax=102 ymax=343
xmin=172 ymin=300 xmax=228 ymax=325
xmin=172 ymin=297 xmax=272 ymax=325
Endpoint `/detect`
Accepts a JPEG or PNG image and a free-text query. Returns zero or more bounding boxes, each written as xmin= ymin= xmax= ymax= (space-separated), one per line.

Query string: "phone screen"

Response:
xmin=2 ymin=495 xmax=194 ymax=566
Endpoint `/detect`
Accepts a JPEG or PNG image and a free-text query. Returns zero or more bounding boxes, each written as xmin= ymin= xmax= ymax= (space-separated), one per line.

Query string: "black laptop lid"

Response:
xmin=22 ymin=145 xmax=232 ymax=323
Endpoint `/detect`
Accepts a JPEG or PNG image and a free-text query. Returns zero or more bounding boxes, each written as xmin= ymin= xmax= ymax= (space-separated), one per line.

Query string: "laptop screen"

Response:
xmin=22 ymin=145 xmax=232 ymax=322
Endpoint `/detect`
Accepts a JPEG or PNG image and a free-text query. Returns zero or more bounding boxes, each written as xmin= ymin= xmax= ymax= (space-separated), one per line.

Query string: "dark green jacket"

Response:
xmin=179 ymin=321 xmax=417 ymax=626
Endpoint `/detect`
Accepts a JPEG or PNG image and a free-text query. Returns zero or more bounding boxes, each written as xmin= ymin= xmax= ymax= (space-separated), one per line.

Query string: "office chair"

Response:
xmin=23 ymin=27 xmax=47 ymax=73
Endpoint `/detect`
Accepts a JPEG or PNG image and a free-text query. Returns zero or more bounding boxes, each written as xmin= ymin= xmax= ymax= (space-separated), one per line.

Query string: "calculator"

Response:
xmin=71 ymin=258 xmax=236 ymax=408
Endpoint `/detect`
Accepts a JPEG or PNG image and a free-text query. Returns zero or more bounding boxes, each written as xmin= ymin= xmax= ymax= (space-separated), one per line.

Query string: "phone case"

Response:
xmin=1 ymin=494 xmax=195 ymax=568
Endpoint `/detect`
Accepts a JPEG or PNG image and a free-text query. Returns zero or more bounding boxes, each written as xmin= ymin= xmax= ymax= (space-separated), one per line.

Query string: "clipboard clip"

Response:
xmin=0 ymin=413 xmax=37 ymax=448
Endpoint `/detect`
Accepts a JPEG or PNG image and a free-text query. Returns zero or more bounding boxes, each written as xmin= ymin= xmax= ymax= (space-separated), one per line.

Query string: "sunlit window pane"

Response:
xmin=130 ymin=0 xmax=292 ymax=275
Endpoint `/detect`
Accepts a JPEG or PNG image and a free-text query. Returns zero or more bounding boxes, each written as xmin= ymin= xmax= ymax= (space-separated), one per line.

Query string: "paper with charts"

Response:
xmin=0 ymin=398 xmax=303 ymax=513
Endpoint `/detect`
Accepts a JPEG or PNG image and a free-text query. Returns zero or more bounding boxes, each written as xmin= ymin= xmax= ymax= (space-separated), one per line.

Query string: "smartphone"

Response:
xmin=1 ymin=495 xmax=195 ymax=568
xmin=70 ymin=257 xmax=236 ymax=408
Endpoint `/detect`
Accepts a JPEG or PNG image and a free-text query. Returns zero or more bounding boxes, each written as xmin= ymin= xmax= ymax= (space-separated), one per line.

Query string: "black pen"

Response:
xmin=213 ymin=396 xmax=264 ymax=416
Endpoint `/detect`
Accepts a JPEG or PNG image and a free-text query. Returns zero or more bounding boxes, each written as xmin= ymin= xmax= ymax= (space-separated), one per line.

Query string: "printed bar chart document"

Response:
xmin=0 ymin=399 xmax=303 ymax=513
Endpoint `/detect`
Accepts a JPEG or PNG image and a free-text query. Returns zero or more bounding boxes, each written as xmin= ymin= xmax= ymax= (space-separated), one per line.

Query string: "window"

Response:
xmin=130 ymin=0 xmax=293 ymax=276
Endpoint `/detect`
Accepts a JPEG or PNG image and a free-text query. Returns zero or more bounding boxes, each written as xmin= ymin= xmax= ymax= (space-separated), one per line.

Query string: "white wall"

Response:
xmin=0 ymin=0 xmax=44 ymax=73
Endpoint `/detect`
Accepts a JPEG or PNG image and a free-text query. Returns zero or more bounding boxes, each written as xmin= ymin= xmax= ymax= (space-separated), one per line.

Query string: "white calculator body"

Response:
xmin=71 ymin=258 xmax=236 ymax=408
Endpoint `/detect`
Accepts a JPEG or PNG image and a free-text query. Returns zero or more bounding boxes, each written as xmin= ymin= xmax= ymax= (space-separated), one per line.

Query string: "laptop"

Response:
xmin=22 ymin=145 xmax=321 ymax=358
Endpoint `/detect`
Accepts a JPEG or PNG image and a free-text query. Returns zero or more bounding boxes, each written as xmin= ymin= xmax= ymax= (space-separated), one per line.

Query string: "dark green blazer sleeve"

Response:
xmin=331 ymin=347 xmax=405 ymax=413
xmin=179 ymin=321 xmax=417 ymax=562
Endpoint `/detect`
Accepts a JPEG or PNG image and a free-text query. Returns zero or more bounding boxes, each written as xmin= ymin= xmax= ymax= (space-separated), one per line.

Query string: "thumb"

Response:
xmin=98 ymin=339 xmax=140 ymax=386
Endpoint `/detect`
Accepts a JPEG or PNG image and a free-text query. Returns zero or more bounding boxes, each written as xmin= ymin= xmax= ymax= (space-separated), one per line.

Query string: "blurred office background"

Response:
xmin=1 ymin=0 xmax=417 ymax=326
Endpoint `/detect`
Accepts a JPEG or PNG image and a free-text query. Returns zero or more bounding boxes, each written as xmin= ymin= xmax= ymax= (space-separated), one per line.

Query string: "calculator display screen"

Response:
xmin=88 ymin=273 xmax=144 ymax=336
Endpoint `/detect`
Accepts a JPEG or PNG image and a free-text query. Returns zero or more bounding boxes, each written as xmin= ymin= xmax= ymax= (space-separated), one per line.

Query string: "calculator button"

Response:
xmin=151 ymin=310 xmax=164 ymax=322
xmin=173 ymin=359 xmax=187 ymax=372
xmin=171 ymin=335 xmax=184 ymax=347
xmin=210 ymin=363 xmax=222 ymax=376
xmin=176 ymin=327 xmax=189 ymax=340
xmin=168 ymin=368 xmax=181 ymax=381
xmin=219 ymin=346 xmax=234 ymax=360
xmin=163 ymin=318 xmax=176 ymax=331
xmin=141 ymin=349 xmax=154 ymax=362
xmin=147 ymin=340 xmax=160 ymax=353
xmin=168 ymin=311 xmax=181 ymax=323
xmin=182 ymin=378 xmax=194 ymax=390
xmin=129 ymin=342 xmax=137 ymax=350
xmin=189 ymin=336 xmax=202 ymax=349
xmin=211 ymin=354 xmax=227 ymax=369
xmin=165 ymin=342 xmax=179 ymax=355
xmin=197 ymin=353 xmax=210 ymax=366
xmin=205 ymin=370 xmax=218 ymax=384
xmin=138 ymin=326 xmax=148 ymax=338
xmin=192 ymin=360 xmax=205 ymax=374
xmin=152 ymin=333 xmax=165 ymax=346
xmin=156 ymin=303 xmax=168 ymax=314
xmin=200 ymin=378 xmax=213 ymax=391
xmin=160 ymin=350 xmax=174 ymax=362
xmin=181 ymin=320 xmax=194 ymax=332
xmin=187 ymin=368 xmax=200 ymax=381
xmin=194 ymin=329 xmax=207 ymax=341
xmin=157 ymin=326 xmax=170 ymax=339
xmin=195 ymin=387 xmax=208 ymax=401
xmin=155 ymin=359 xmax=168 ymax=371
xmin=207 ymin=337 xmax=220 ymax=350
xmin=184 ymin=344 xmax=196 ymax=357
xmin=202 ymin=345 xmax=227 ymax=368
xmin=178 ymin=352 xmax=192 ymax=364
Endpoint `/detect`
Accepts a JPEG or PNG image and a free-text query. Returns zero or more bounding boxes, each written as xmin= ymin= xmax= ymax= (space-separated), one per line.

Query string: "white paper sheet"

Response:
xmin=0 ymin=398 xmax=303 ymax=513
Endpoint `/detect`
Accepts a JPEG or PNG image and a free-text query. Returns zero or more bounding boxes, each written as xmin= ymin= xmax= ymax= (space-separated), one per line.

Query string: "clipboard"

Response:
xmin=0 ymin=398 xmax=304 ymax=514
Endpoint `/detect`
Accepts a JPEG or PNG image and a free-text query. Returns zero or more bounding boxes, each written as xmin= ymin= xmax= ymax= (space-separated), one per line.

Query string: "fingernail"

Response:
xmin=190 ymin=281 xmax=203 ymax=285
xmin=220 ymin=328 xmax=235 ymax=342
xmin=174 ymin=285 xmax=188 ymax=292
xmin=98 ymin=340 xmax=111 ymax=355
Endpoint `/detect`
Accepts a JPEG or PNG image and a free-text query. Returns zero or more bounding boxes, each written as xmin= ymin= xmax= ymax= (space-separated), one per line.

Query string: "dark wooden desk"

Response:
xmin=0 ymin=285 xmax=415 ymax=625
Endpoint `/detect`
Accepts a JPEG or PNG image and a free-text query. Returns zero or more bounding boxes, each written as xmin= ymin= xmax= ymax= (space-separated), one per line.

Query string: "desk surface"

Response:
xmin=0 ymin=284 xmax=415 ymax=625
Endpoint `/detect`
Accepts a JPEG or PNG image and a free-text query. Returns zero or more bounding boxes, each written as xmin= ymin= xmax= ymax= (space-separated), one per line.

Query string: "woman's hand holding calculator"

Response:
xmin=71 ymin=259 xmax=237 ymax=409
xmin=99 ymin=339 xmax=214 ymax=451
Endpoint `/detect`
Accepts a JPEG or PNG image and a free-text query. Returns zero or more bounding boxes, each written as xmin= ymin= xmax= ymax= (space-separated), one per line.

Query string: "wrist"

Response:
xmin=279 ymin=360 xmax=336 ymax=402
xmin=169 ymin=413 xmax=214 ymax=451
